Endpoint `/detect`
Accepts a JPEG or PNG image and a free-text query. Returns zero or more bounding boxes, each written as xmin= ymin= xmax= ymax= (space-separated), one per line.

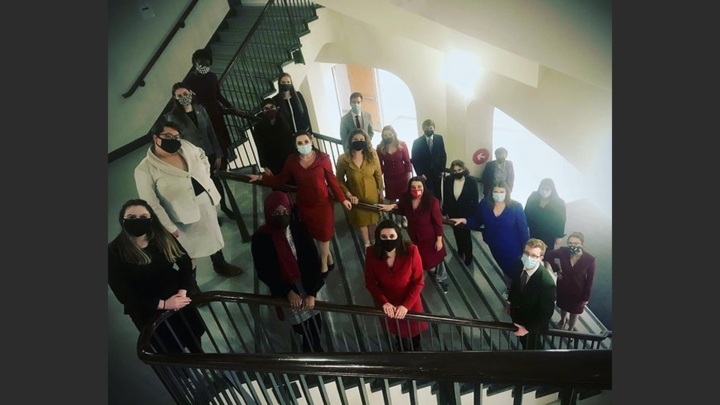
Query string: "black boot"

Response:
xmin=210 ymin=250 xmax=243 ymax=277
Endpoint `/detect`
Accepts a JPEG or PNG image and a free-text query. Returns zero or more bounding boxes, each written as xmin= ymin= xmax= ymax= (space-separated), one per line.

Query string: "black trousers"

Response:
xmin=453 ymin=227 xmax=473 ymax=265
xmin=394 ymin=334 xmax=422 ymax=352
xmin=291 ymin=313 xmax=323 ymax=352
xmin=208 ymin=154 xmax=231 ymax=210
xmin=518 ymin=332 xmax=543 ymax=350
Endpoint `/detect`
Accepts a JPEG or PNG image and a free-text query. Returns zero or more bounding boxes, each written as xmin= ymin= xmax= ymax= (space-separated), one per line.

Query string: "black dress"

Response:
xmin=524 ymin=192 xmax=566 ymax=250
xmin=272 ymin=92 xmax=312 ymax=134
xmin=108 ymin=243 xmax=205 ymax=353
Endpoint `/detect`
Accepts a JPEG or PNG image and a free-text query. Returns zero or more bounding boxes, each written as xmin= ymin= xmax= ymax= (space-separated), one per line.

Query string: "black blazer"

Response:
xmin=481 ymin=160 xmax=515 ymax=195
xmin=411 ymin=134 xmax=447 ymax=178
xmin=508 ymin=263 xmax=556 ymax=333
xmin=442 ymin=175 xmax=479 ymax=218
xmin=272 ymin=91 xmax=312 ymax=133
xmin=251 ymin=221 xmax=325 ymax=298
xmin=253 ymin=117 xmax=296 ymax=175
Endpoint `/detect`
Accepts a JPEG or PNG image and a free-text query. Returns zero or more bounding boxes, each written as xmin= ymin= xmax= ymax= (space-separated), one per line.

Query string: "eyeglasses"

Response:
xmin=523 ymin=252 xmax=542 ymax=260
xmin=263 ymin=106 xmax=277 ymax=111
xmin=159 ymin=133 xmax=181 ymax=140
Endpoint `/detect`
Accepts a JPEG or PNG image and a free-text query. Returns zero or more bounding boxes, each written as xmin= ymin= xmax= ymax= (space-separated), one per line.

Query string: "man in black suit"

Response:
xmin=411 ymin=119 xmax=447 ymax=196
xmin=506 ymin=238 xmax=556 ymax=350
xmin=481 ymin=147 xmax=515 ymax=198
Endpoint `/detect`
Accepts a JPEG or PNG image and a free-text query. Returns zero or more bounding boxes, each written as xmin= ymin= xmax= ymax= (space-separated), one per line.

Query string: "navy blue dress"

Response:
xmin=467 ymin=199 xmax=529 ymax=282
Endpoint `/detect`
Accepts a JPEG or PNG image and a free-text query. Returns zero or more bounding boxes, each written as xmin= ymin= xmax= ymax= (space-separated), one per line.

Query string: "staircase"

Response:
xmin=134 ymin=3 xmax=612 ymax=403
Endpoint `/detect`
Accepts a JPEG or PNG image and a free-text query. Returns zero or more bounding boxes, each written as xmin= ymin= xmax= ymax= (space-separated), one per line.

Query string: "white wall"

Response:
xmin=108 ymin=0 xmax=229 ymax=152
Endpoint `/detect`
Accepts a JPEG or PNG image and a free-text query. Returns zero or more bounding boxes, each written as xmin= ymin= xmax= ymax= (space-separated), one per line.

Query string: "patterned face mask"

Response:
xmin=195 ymin=64 xmax=210 ymax=75
xmin=177 ymin=93 xmax=193 ymax=106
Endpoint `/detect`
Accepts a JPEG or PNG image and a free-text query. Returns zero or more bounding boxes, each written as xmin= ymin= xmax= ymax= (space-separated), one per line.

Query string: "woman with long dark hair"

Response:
xmin=442 ymin=160 xmax=479 ymax=266
xmin=380 ymin=176 xmax=449 ymax=293
xmin=272 ymin=72 xmax=312 ymax=134
xmin=108 ymin=199 xmax=205 ymax=353
xmin=336 ymin=129 xmax=384 ymax=247
xmin=248 ymin=131 xmax=353 ymax=276
xmin=525 ymin=178 xmax=566 ymax=251
xmin=450 ymin=180 xmax=529 ymax=289
xmin=364 ymin=220 xmax=427 ymax=351
xmin=377 ymin=125 xmax=412 ymax=228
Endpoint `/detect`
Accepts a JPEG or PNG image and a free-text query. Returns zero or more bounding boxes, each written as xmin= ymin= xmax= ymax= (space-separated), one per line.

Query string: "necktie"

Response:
xmin=520 ymin=271 xmax=528 ymax=292
xmin=355 ymin=114 xmax=362 ymax=129
xmin=427 ymin=137 xmax=433 ymax=153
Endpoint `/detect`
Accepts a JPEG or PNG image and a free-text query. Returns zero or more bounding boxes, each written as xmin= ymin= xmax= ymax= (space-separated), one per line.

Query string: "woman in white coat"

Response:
xmin=134 ymin=121 xmax=243 ymax=277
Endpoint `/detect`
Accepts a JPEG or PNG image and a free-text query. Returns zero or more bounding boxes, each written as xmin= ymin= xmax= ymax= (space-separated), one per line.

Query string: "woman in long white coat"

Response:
xmin=134 ymin=121 xmax=243 ymax=277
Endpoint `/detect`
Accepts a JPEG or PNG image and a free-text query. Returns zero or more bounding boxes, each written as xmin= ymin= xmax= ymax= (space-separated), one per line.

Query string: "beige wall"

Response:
xmin=108 ymin=0 xmax=229 ymax=152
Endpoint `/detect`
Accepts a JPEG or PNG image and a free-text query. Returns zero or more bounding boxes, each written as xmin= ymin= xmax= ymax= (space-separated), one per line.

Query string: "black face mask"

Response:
xmin=351 ymin=140 xmax=367 ymax=151
xmin=124 ymin=218 xmax=152 ymax=237
xmin=158 ymin=138 xmax=181 ymax=154
xmin=382 ymin=138 xmax=394 ymax=144
xmin=279 ymin=83 xmax=292 ymax=92
xmin=424 ymin=129 xmax=434 ymax=137
xmin=379 ymin=238 xmax=399 ymax=252
xmin=568 ymin=246 xmax=583 ymax=255
xmin=271 ymin=213 xmax=290 ymax=229
xmin=453 ymin=172 xmax=465 ymax=180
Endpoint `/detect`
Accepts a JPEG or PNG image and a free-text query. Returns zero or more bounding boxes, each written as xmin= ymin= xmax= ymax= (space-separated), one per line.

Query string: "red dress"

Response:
xmin=377 ymin=141 xmax=413 ymax=200
xmin=364 ymin=244 xmax=428 ymax=337
xmin=397 ymin=195 xmax=447 ymax=270
xmin=544 ymin=248 xmax=597 ymax=314
xmin=262 ymin=151 xmax=346 ymax=242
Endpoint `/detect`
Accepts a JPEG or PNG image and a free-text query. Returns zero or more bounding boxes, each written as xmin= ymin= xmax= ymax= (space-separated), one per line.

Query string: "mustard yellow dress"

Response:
xmin=336 ymin=151 xmax=384 ymax=227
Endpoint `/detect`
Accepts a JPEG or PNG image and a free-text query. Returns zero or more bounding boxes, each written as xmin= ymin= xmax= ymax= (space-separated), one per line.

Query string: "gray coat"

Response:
xmin=165 ymin=104 xmax=222 ymax=158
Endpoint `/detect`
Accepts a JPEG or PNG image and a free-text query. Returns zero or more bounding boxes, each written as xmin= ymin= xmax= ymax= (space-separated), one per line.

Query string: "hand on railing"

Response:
xmin=247 ymin=174 xmax=262 ymax=183
xmin=513 ymin=323 xmax=529 ymax=337
xmin=287 ymin=290 xmax=303 ymax=310
xmin=394 ymin=305 xmax=409 ymax=319
xmin=303 ymin=295 xmax=316 ymax=310
xmin=382 ymin=302 xmax=396 ymax=318
xmin=345 ymin=192 xmax=359 ymax=205
xmin=342 ymin=200 xmax=353 ymax=211
xmin=378 ymin=203 xmax=397 ymax=212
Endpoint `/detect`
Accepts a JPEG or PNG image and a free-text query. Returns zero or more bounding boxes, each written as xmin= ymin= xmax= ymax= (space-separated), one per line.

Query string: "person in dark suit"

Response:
xmin=253 ymin=98 xmax=295 ymax=176
xmin=442 ymin=160 xmax=479 ymax=266
xmin=165 ymin=82 xmax=236 ymax=220
xmin=481 ymin=147 xmax=515 ymax=198
xmin=506 ymin=238 xmax=556 ymax=350
xmin=339 ymin=91 xmax=374 ymax=148
xmin=411 ymin=119 xmax=447 ymax=196
xmin=251 ymin=191 xmax=326 ymax=352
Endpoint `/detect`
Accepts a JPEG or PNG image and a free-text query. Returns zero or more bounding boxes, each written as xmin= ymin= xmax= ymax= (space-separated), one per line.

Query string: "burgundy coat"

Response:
xmin=544 ymin=247 xmax=596 ymax=314
xmin=397 ymin=195 xmax=447 ymax=270
xmin=364 ymin=244 xmax=428 ymax=337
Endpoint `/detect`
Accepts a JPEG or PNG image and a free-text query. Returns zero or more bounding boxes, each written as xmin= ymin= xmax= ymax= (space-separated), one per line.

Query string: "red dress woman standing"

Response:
xmin=365 ymin=220 xmax=427 ymax=351
xmin=381 ymin=176 xmax=449 ymax=293
xmin=249 ymin=131 xmax=352 ymax=275
xmin=377 ymin=125 xmax=412 ymax=228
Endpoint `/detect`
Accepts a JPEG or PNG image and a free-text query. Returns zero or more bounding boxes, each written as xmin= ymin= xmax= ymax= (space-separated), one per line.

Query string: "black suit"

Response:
xmin=508 ymin=262 xmax=556 ymax=349
xmin=442 ymin=175 xmax=479 ymax=264
xmin=411 ymin=134 xmax=447 ymax=195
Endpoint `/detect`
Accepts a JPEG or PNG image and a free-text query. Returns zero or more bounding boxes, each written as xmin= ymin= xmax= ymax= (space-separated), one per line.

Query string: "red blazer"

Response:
xmin=364 ymin=244 xmax=427 ymax=337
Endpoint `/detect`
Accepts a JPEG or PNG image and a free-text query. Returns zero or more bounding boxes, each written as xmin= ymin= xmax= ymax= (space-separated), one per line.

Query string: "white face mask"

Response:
xmin=195 ymin=64 xmax=210 ymax=75
xmin=492 ymin=192 xmax=506 ymax=202
xmin=540 ymin=189 xmax=551 ymax=198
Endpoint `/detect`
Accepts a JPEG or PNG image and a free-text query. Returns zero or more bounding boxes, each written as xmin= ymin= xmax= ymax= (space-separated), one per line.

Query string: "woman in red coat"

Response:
xmin=377 ymin=125 xmax=412 ymax=228
xmin=544 ymin=232 xmax=596 ymax=331
xmin=380 ymin=176 xmax=449 ymax=293
xmin=365 ymin=219 xmax=427 ymax=351
xmin=249 ymin=131 xmax=353 ymax=275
